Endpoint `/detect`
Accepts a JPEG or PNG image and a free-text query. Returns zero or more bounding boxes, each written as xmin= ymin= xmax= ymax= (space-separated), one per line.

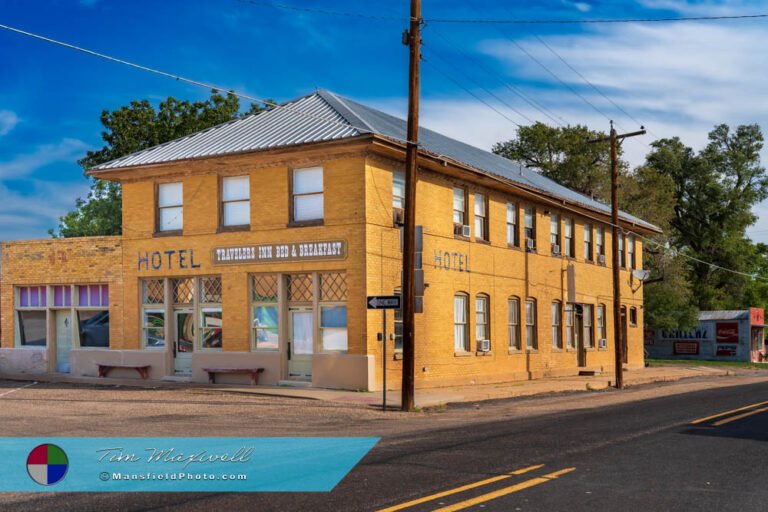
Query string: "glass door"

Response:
xmin=288 ymin=308 xmax=313 ymax=380
xmin=174 ymin=310 xmax=194 ymax=375
xmin=55 ymin=310 xmax=72 ymax=373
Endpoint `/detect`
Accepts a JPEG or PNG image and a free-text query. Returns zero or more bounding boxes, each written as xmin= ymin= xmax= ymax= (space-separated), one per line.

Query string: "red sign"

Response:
xmin=750 ymin=308 xmax=764 ymax=325
xmin=716 ymin=322 xmax=739 ymax=343
xmin=674 ymin=342 xmax=699 ymax=355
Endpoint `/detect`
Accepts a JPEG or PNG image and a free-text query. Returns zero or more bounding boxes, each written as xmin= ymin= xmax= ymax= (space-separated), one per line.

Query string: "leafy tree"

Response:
xmin=492 ymin=122 xmax=621 ymax=202
xmin=50 ymin=91 xmax=271 ymax=237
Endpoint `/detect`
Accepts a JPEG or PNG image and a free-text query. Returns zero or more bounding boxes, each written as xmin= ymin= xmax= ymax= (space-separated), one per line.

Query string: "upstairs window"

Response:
xmin=596 ymin=227 xmax=605 ymax=263
xmin=506 ymin=202 xmax=519 ymax=247
xmin=628 ymin=235 xmax=636 ymax=270
xmin=474 ymin=194 xmax=488 ymax=241
xmin=393 ymin=172 xmax=405 ymax=209
xmin=564 ymin=218 xmax=575 ymax=257
xmin=550 ymin=214 xmax=561 ymax=255
xmin=453 ymin=187 xmax=467 ymax=226
xmin=618 ymin=233 xmax=626 ymax=268
xmin=524 ymin=207 xmax=536 ymax=249
xmin=157 ymin=182 xmax=183 ymax=232
xmin=584 ymin=223 xmax=593 ymax=261
xmin=222 ymin=176 xmax=250 ymax=227
xmin=292 ymin=167 xmax=324 ymax=222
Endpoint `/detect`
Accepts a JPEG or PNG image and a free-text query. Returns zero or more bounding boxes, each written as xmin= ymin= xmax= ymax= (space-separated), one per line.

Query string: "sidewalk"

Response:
xmin=214 ymin=365 xmax=734 ymax=408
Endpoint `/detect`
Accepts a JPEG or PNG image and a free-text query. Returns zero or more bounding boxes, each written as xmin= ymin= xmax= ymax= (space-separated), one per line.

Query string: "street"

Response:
xmin=1 ymin=375 xmax=767 ymax=511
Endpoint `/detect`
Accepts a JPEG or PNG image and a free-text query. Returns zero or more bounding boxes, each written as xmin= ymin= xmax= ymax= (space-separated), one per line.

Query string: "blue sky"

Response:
xmin=1 ymin=0 xmax=767 ymax=241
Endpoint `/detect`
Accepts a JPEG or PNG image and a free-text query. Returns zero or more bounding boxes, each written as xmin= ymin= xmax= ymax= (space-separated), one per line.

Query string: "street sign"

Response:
xmin=367 ymin=295 xmax=401 ymax=310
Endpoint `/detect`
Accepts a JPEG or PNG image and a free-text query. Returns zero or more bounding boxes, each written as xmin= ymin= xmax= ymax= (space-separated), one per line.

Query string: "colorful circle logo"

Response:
xmin=27 ymin=444 xmax=69 ymax=486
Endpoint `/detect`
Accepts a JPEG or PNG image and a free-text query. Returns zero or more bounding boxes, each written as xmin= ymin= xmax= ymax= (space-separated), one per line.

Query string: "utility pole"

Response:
xmin=588 ymin=121 xmax=645 ymax=390
xmin=401 ymin=0 xmax=421 ymax=412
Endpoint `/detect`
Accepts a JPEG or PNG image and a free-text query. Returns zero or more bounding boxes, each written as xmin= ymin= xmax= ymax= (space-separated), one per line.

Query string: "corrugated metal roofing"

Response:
xmin=91 ymin=89 xmax=658 ymax=231
xmin=698 ymin=310 xmax=749 ymax=321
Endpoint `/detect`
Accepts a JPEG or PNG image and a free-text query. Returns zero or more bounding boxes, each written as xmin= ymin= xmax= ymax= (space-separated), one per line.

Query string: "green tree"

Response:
xmin=50 ymin=91 xmax=271 ymax=237
xmin=492 ymin=122 xmax=620 ymax=202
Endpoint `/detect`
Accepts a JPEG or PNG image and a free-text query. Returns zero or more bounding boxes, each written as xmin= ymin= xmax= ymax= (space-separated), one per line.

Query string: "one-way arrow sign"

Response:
xmin=367 ymin=295 xmax=401 ymax=309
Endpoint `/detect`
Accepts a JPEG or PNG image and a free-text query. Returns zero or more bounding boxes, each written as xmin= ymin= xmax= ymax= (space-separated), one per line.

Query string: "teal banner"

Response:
xmin=1 ymin=437 xmax=379 ymax=492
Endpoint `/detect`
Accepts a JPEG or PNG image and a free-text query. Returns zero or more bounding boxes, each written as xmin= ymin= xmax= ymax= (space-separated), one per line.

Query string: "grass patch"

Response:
xmin=647 ymin=359 xmax=768 ymax=370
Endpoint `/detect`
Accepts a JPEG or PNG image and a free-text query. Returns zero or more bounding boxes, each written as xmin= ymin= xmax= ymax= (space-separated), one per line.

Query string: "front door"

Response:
xmin=288 ymin=308 xmax=313 ymax=380
xmin=621 ymin=307 xmax=629 ymax=364
xmin=575 ymin=308 xmax=586 ymax=367
xmin=55 ymin=310 xmax=72 ymax=373
xmin=174 ymin=310 xmax=194 ymax=375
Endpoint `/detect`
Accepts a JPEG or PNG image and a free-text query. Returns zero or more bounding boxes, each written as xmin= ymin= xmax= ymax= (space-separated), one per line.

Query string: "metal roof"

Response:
xmin=90 ymin=89 xmax=658 ymax=231
xmin=698 ymin=310 xmax=750 ymax=321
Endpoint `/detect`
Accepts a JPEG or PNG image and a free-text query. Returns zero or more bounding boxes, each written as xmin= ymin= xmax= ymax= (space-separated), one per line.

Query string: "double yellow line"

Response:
xmin=377 ymin=464 xmax=575 ymax=512
xmin=691 ymin=399 xmax=768 ymax=427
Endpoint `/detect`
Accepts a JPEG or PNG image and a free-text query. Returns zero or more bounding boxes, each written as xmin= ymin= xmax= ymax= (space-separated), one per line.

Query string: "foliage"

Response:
xmin=50 ymin=91 xmax=271 ymax=237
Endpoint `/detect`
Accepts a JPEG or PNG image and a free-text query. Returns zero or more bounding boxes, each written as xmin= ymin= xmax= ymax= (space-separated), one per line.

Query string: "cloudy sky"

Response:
xmin=1 ymin=0 xmax=767 ymax=241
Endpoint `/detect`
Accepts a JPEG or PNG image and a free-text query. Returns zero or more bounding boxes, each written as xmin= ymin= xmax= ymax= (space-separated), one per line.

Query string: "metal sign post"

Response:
xmin=367 ymin=296 xmax=402 ymax=412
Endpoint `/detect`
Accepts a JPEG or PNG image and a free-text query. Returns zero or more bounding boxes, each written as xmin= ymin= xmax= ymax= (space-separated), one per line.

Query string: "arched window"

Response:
xmin=508 ymin=296 xmax=521 ymax=350
xmin=454 ymin=293 xmax=469 ymax=352
xmin=630 ymin=307 xmax=638 ymax=327
xmin=597 ymin=304 xmax=607 ymax=348
xmin=526 ymin=298 xmax=538 ymax=349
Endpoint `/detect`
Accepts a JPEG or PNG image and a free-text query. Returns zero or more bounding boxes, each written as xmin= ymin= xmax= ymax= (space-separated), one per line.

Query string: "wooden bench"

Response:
xmin=97 ymin=363 xmax=151 ymax=380
xmin=203 ymin=367 xmax=264 ymax=385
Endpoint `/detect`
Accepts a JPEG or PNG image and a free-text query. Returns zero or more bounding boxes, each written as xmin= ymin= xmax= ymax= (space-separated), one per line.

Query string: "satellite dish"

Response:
xmin=632 ymin=269 xmax=651 ymax=282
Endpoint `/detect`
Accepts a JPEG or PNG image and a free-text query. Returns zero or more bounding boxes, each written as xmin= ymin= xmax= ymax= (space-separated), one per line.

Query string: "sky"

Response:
xmin=1 ymin=0 xmax=767 ymax=242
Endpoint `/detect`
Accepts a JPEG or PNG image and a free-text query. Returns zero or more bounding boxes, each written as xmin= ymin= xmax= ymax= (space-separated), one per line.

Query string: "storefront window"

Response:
xmin=320 ymin=306 xmax=348 ymax=351
xmin=77 ymin=284 xmax=108 ymax=307
xmin=17 ymin=310 xmax=46 ymax=346
xmin=252 ymin=274 xmax=279 ymax=351
xmin=78 ymin=310 xmax=110 ymax=348
xmin=142 ymin=279 xmax=165 ymax=348
xmin=53 ymin=285 xmax=72 ymax=307
xmin=200 ymin=277 xmax=223 ymax=350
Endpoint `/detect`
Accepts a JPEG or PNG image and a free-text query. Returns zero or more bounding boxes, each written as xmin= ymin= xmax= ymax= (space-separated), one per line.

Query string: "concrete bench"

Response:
xmin=203 ymin=367 xmax=264 ymax=385
xmin=97 ymin=363 xmax=151 ymax=380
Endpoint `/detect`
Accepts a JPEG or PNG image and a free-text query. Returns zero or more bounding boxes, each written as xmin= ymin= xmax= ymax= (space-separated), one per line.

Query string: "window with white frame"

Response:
xmin=453 ymin=187 xmax=466 ymax=226
xmin=564 ymin=218 xmax=575 ymax=257
xmin=319 ymin=272 xmax=348 ymax=352
xmin=199 ymin=277 xmax=223 ymax=350
xmin=476 ymin=294 xmax=489 ymax=346
xmin=52 ymin=285 xmax=72 ymax=307
xmin=454 ymin=293 xmax=469 ymax=352
xmin=596 ymin=227 xmax=605 ymax=262
xmin=142 ymin=279 xmax=166 ymax=348
xmin=526 ymin=299 xmax=537 ymax=349
xmin=550 ymin=214 xmax=561 ymax=255
xmin=394 ymin=287 xmax=403 ymax=352
xmin=474 ymin=194 xmax=488 ymax=241
xmin=552 ymin=301 xmax=563 ymax=348
xmin=508 ymin=297 xmax=521 ymax=350
xmin=628 ymin=235 xmax=636 ymax=270
xmin=583 ymin=304 xmax=594 ymax=348
xmin=506 ymin=202 xmax=519 ymax=247
xmin=158 ymin=182 xmax=183 ymax=232
xmin=222 ymin=176 xmax=250 ymax=227
xmin=393 ymin=171 xmax=405 ymax=210
xmin=292 ymin=167 xmax=324 ymax=222
xmin=16 ymin=286 xmax=47 ymax=347
xmin=618 ymin=233 xmax=626 ymax=268
xmin=584 ymin=223 xmax=593 ymax=261
xmin=524 ymin=207 xmax=536 ymax=249
xmin=252 ymin=274 xmax=279 ymax=351
xmin=597 ymin=304 xmax=607 ymax=343
xmin=565 ymin=303 xmax=575 ymax=349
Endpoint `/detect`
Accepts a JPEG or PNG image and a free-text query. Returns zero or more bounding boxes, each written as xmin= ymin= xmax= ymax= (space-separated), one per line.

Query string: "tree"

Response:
xmin=492 ymin=122 xmax=621 ymax=202
xmin=50 ymin=91 xmax=271 ymax=237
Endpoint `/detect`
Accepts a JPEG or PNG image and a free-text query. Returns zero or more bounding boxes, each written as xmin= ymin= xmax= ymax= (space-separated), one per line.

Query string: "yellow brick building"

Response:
xmin=0 ymin=91 xmax=660 ymax=390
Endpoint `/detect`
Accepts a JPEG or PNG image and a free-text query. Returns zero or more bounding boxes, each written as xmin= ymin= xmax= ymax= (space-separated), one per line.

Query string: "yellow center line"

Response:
xmin=712 ymin=405 xmax=768 ymax=426
xmin=690 ymin=400 xmax=768 ymax=425
xmin=375 ymin=464 xmax=544 ymax=512
xmin=430 ymin=467 xmax=576 ymax=512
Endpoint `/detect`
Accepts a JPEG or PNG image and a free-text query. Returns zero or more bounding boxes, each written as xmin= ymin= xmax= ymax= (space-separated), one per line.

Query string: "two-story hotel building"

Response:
xmin=0 ymin=90 xmax=661 ymax=390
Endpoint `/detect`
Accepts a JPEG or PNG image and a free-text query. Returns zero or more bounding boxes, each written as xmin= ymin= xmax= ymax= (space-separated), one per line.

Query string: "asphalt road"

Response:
xmin=3 ymin=377 xmax=768 ymax=511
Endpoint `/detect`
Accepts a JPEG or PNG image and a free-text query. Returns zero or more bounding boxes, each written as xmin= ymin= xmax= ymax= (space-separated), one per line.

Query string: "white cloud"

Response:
xmin=562 ymin=1 xmax=592 ymax=12
xmin=0 ymin=138 xmax=89 ymax=179
xmin=0 ymin=111 xmax=19 ymax=136
xmin=636 ymin=0 xmax=760 ymax=16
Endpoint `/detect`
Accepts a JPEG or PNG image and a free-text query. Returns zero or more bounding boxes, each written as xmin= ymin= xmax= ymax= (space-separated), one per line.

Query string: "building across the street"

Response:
xmin=645 ymin=309 xmax=766 ymax=363
xmin=0 ymin=90 xmax=660 ymax=390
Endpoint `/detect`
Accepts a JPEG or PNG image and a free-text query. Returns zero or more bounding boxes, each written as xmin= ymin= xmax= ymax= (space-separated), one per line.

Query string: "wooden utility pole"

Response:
xmin=401 ymin=0 xmax=421 ymax=412
xmin=589 ymin=122 xmax=645 ymax=390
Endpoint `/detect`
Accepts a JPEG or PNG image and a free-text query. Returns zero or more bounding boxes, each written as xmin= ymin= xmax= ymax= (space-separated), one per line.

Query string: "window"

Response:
xmin=584 ymin=223 xmax=593 ymax=261
xmin=628 ymin=235 xmax=636 ymax=270
xmin=524 ymin=207 xmax=536 ymax=249
xmin=17 ymin=310 xmax=46 ymax=347
xmin=222 ymin=176 xmax=250 ymax=227
xmin=508 ymin=297 xmax=521 ymax=350
xmin=474 ymin=194 xmax=488 ymax=241
xmin=393 ymin=171 xmax=405 ymax=209
xmin=394 ymin=287 xmax=403 ymax=352
xmin=142 ymin=279 xmax=166 ymax=348
xmin=158 ymin=182 xmax=183 ymax=232
xmin=596 ymin=227 xmax=605 ymax=262
xmin=78 ymin=310 xmax=109 ymax=348
xmin=292 ymin=167 xmax=324 ymax=222
xmin=618 ymin=233 xmax=626 ymax=268
xmin=320 ymin=272 xmax=348 ymax=352
xmin=476 ymin=294 xmax=489 ymax=345
xmin=454 ymin=293 xmax=469 ymax=352
xmin=252 ymin=274 xmax=279 ymax=351
xmin=200 ymin=277 xmax=223 ymax=350
xmin=525 ymin=299 xmax=537 ymax=349
xmin=453 ymin=187 xmax=466 ymax=226
xmin=564 ymin=218 xmax=575 ymax=257
xmin=597 ymin=304 xmax=607 ymax=343
xmin=18 ymin=286 xmax=46 ymax=308
xmin=550 ymin=214 xmax=561 ymax=255
xmin=552 ymin=301 xmax=562 ymax=348
xmin=52 ymin=285 xmax=72 ymax=307
xmin=77 ymin=285 xmax=108 ymax=307
xmin=583 ymin=304 xmax=594 ymax=348
xmin=565 ymin=303 xmax=575 ymax=349
xmin=506 ymin=202 xmax=519 ymax=247
xmin=630 ymin=307 xmax=638 ymax=327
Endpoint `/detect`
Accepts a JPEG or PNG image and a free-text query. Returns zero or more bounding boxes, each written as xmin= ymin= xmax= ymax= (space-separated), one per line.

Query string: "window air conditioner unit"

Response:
xmin=393 ymin=207 xmax=405 ymax=226
xmin=598 ymin=338 xmax=607 ymax=349
xmin=526 ymin=238 xmax=536 ymax=251
xmin=598 ymin=254 xmax=606 ymax=265
xmin=461 ymin=225 xmax=471 ymax=238
xmin=478 ymin=339 xmax=491 ymax=352
xmin=551 ymin=244 xmax=560 ymax=255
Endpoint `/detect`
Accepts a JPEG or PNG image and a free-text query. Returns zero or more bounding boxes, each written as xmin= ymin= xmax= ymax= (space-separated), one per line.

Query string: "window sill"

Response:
xmin=454 ymin=351 xmax=474 ymax=357
xmin=585 ymin=347 xmax=596 ymax=352
xmin=552 ymin=347 xmax=563 ymax=353
xmin=566 ymin=348 xmax=577 ymax=352
xmin=507 ymin=244 xmax=521 ymax=251
xmin=287 ymin=219 xmax=324 ymax=228
xmin=218 ymin=224 xmax=251 ymax=233
xmin=454 ymin=235 xmax=471 ymax=242
xmin=475 ymin=239 xmax=490 ymax=245
xmin=508 ymin=349 xmax=523 ymax=355
xmin=526 ymin=348 xmax=539 ymax=354
xmin=630 ymin=324 xmax=638 ymax=328
xmin=475 ymin=350 xmax=493 ymax=356
xmin=153 ymin=230 xmax=183 ymax=237
xmin=393 ymin=352 xmax=403 ymax=360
